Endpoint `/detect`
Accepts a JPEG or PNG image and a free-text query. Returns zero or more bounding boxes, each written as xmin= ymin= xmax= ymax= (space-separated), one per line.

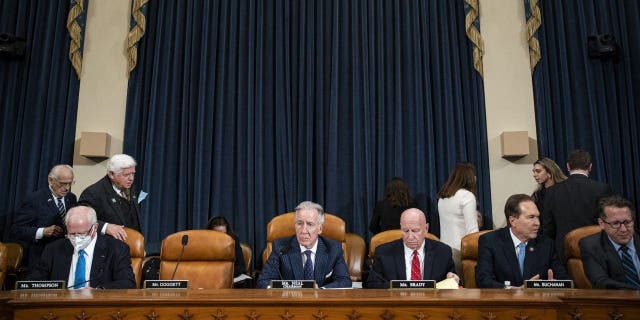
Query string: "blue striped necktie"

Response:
xmin=303 ymin=250 xmax=314 ymax=280
xmin=620 ymin=246 xmax=640 ymax=288
xmin=56 ymin=197 xmax=65 ymax=216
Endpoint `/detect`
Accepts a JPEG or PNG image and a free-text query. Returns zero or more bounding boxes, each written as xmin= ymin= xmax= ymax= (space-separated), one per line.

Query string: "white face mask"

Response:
xmin=66 ymin=225 xmax=95 ymax=251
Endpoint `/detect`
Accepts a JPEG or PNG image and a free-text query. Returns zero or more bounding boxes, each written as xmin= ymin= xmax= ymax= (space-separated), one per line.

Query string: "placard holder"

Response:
xmin=389 ymin=280 xmax=436 ymax=290
xmin=15 ymin=281 xmax=66 ymax=290
xmin=143 ymin=280 xmax=189 ymax=289
xmin=524 ymin=280 xmax=573 ymax=289
xmin=269 ymin=280 xmax=316 ymax=289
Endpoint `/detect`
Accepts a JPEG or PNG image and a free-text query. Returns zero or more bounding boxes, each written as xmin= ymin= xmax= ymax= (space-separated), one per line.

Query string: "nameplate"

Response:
xmin=390 ymin=280 xmax=436 ymax=290
xmin=525 ymin=280 xmax=573 ymax=289
xmin=270 ymin=280 xmax=316 ymax=289
xmin=15 ymin=281 xmax=66 ymax=290
xmin=143 ymin=280 xmax=189 ymax=289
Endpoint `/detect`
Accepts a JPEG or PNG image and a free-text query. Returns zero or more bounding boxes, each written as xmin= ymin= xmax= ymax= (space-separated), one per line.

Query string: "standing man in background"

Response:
xmin=543 ymin=149 xmax=612 ymax=260
xmin=10 ymin=165 xmax=77 ymax=268
xmin=79 ymin=154 xmax=141 ymax=241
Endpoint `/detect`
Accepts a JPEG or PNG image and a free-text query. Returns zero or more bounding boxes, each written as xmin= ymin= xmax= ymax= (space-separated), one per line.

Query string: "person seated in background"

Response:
xmin=580 ymin=196 xmax=640 ymax=289
xmin=476 ymin=194 xmax=568 ymax=288
xmin=369 ymin=177 xmax=418 ymax=235
xmin=366 ymin=208 xmax=459 ymax=288
xmin=257 ymin=201 xmax=351 ymax=288
xmin=28 ymin=206 xmax=136 ymax=289
xmin=9 ymin=164 xmax=77 ymax=268
xmin=207 ymin=216 xmax=246 ymax=278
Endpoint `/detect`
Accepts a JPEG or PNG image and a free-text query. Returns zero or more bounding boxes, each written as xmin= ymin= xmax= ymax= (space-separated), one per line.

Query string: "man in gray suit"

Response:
xmin=580 ymin=196 xmax=640 ymax=289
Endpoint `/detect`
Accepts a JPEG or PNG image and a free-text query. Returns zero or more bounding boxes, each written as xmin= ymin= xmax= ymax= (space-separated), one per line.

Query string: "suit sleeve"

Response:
xmin=27 ymin=243 xmax=56 ymax=281
xmin=10 ymin=201 xmax=40 ymax=243
xmin=100 ymin=240 xmax=136 ymax=289
xmin=579 ymin=237 xmax=635 ymax=290
xmin=256 ymin=244 xmax=284 ymax=288
xmin=321 ymin=245 xmax=351 ymax=288
xmin=366 ymin=250 xmax=391 ymax=289
xmin=548 ymin=242 xmax=569 ymax=280
xmin=475 ymin=235 xmax=504 ymax=288
xmin=78 ymin=188 xmax=108 ymax=232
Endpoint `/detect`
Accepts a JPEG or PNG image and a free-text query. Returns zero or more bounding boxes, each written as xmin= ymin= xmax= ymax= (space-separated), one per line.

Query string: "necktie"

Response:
xmin=517 ymin=242 xmax=526 ymax=276
xmin=303 ymin=250 xmax=314 ymax=280
xmin=620 ymin=246 xmax=640 ymax=288
xmin=74 ymin=249 xmax=86 ymax=289
xmin=56 ymin=197 xmax=65 ymax=216
xmin=411 ymin=250 xmax=421 ymax=280
xmin=120 ymin=190 xmax=128 ymax=201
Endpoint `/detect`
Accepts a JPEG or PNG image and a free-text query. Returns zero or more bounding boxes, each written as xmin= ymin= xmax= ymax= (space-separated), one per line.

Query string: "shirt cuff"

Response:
xmin=101 ymin=223 xmax=109 ymax=235
xmin=36 ymin=227 xmax=44 ymax=240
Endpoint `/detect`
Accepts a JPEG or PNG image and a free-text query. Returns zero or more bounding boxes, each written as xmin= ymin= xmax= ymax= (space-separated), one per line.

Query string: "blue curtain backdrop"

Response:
xmin=125 ymin=0 xmax=491 ymax=258
xmin=0 ymin=0 xmax=83 ymax=240
xmin=531 ymin=1 xmax=640 ymax=223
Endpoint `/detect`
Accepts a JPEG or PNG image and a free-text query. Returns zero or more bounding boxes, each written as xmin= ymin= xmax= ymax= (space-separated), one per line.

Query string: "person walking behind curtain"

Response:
xmin=369 ymin=177 xmax=418 ymax=235
xmin=437 ymin=162 xmax=478 ymax=275
xmin=531 ymin=158 xmax=567 ymax=234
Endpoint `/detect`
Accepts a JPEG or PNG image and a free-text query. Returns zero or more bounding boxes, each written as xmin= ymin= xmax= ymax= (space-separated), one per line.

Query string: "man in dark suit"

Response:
xmin=476 ymin=194 xmax=568 ymax=288
xmin=79 ymin=154 xmax=141 ymax=241
xmin=543 ymin=149 xmax=612 ymax=260
xmin=366 ymin=208 xmax=459 ymax=289
xmin=28 ymin=205 xmax=136 ymax=289
xmin=257 ymin=201 xmax=351 ymax=288
xmin=580 ymin=196 xmax=640 ymax=289
xmin=9 ymin=165 xmax=77 ymax=267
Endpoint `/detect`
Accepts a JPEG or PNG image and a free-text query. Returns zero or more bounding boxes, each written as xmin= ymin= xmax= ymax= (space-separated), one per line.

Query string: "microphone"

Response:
xmin=67 ymin=269 xmax=104 ymax=289
xmin=170 ymin=235 xmax=189 ymax=280
xmin=276 ymin=246 xmax=291 ymax=280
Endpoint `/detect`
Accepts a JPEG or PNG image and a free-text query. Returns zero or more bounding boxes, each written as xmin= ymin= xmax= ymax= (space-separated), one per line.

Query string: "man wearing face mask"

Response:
xmin=28 ymin=206 xmax=136 ymax=289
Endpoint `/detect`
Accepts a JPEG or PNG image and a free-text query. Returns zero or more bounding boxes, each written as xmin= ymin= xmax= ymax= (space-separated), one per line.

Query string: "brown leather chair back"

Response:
xmin=3 ymin=243 xmax=23 ymax=272
xmin=368 ymin=229 xmax=439 ymax=258
xmin=564 ymin=225 xmax=601 ymax=289
xmin=261 ymin=212 xmax=347 ymax=265
xmin=160 ymin=230 xmax=235 ymax=289
xmin=0 ymin=243 xmax=7 ymax=288
xmin=123 ymin=227 xmax=145 ymax=288
xmin=345 ymin=233 xmax=366 ymax=281
xmin=240 ymin=242 xmax=252 ymax=274
xmin=460 ymin=230 xmax=492 ymax=288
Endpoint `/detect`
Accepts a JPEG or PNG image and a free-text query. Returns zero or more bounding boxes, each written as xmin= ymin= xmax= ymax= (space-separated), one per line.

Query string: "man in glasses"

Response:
xmin=580 ymin=196 xmax=640 ymax=289
xmin=9 ymin=165 xmax=77 ymax=268
xmin=79 ymin=154 xmax=141 ymax=241
xmin=28 ymin=206 xmax=136 ymax=289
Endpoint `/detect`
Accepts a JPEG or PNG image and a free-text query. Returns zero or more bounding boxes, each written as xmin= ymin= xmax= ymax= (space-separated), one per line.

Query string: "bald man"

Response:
xmin=366 ymin=208 xmax=458 ymax=288
xmin=10 ymin=165 xmax=77 ymax=267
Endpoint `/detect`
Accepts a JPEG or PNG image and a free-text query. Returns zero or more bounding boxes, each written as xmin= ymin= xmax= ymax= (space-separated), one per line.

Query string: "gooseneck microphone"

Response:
xmin=170 ymin=234 xmax=189 ymax=280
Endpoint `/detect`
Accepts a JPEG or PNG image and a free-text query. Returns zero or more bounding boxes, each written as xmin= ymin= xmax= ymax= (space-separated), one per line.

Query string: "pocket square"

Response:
xmin=325 ymin=270 xmax=333 ymax=278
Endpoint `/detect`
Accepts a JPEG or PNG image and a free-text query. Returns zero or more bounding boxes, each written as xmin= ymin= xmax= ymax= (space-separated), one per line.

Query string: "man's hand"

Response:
xmin=446 ymin=272 xmax=460 ymax=284
xmin=106 ymin=224 xmax=127 ymax=241
xmin=547 ymin=268 xmax=554 ymax=280
xmin=43 ymin=225 xmax=63 ymax=237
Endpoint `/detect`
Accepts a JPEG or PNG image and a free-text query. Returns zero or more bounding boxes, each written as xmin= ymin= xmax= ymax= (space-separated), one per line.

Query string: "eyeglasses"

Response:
xmin=601 ymin=219 xmax=634 ymax=230
xmin=54 ymin=180 xmax=75 ymax=187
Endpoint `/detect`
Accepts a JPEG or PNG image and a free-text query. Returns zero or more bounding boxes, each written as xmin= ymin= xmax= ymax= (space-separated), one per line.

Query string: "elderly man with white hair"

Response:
xmin=79 ymin=154 xmax=141 ymax=241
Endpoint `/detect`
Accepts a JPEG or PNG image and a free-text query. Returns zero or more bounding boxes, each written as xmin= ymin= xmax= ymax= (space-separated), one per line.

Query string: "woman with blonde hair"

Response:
xmin=531 ymin=157 xmax=567 ymax=232
xmin=437 ymin=162 xmax=478 ymax=275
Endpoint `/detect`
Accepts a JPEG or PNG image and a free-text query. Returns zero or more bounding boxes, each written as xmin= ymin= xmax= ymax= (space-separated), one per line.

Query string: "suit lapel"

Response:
xmin=422 ymin=240 xmax=435 ymax=280
xmin=90 ymin=236 xmax=107 ymax=286
xmin=394 ymin=241 xmax=407 ymax=280
xmin=314 ymin=238 xmax=329 ymax=285
xmin=59 ymin=241 xmax=74 ymax=283
xmin=287 ymin=237 xmax=304 ymax=280
xmin=101 ymin=177 xmax=128 ymax=225
xmin=498 ymin=228 xmax=522 ymax=283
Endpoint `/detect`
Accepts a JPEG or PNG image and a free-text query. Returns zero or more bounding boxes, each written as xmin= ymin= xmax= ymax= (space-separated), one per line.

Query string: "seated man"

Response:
xmin=256 ymin=201 xmax=351 ymax=288
xmin=476 ymin=194 xmax=568 ymax=288
xmin=28 ymin=206 xmax=136 ymax=289
xmin=366 ymin=208 xmax=459 ymax=288
xmin=580 ymin=195 xmax=640 ymax=289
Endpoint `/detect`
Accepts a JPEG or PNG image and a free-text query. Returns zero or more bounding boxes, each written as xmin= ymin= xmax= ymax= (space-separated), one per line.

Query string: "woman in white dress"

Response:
xmin=437 ymin=162 xmax=478 ymax=276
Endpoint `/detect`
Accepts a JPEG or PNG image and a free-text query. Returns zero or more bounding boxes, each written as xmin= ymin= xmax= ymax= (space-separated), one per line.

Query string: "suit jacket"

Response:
xmin=9 ymin=188 xmax=77 ymax=267
xmin=579 ymin=231 xmax=640 ymax=289
xmin=78 ymin=175 xmax=142 ymax=232
xmin=28 ymin=234 xmax=136 ymax=289
xmin=366 ymin=239 xmax=455 ymax=289
xmin=475 ymin=227 xmax=568 ymax=288
xmin=256 ymin=235 xmax=352 ymax=288
xmin=542 ymin=174 xmax=611 ymax=259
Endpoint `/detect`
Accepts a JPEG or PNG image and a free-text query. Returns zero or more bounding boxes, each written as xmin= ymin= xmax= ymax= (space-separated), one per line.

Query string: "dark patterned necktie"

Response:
xmin=56 ymin=197 xmax=65 ymax=216
xmin=620 ymin=246 xmax=640 ymax=288
xmin=303 ymin=250 xmax=314 ymax=280
xmin=411 ymin=250 xmax=421 ymax=280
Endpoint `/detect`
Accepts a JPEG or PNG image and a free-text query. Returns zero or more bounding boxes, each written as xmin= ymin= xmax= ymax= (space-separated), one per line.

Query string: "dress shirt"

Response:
xmin=607 ymin=236 xmax=640 ymax=279
xmin=298 ymin=241 xmax=319 ymax=269
xmin=67 ymin=236 xmax=97 ymax=288
xmin=509 ymin=228 xmax=527 ymax=256
xmin=403 ymin=241 xmax=425 ymax=280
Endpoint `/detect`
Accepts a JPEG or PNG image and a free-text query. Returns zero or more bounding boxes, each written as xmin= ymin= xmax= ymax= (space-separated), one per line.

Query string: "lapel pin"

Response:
xmin=528 ymin=247 xmax=535 ymax=252
xmin=111 ymin=198 xmax=116 ymax=203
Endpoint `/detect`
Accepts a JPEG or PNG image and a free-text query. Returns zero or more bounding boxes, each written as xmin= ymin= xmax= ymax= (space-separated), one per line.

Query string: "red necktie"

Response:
xmin=411 ymin=250 xmax=421 ymax=280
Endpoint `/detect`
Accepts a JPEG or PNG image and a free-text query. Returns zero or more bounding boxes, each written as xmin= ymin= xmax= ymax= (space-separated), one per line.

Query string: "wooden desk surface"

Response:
xmin=2 ymin=289 xmax=640 ymax=320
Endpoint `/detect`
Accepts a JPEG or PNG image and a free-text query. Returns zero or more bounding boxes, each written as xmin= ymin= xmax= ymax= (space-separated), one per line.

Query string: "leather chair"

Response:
xmin=240 ymin=242 xmax=252 ymax=274
xmin=460 ymin=230 xmax=491 ymax=288
xmin=2 ymin=242 xmax=24 ymax=290
xmin=0 ymin=243 xmax=7 ymax=289
xmin=123 ymin=227 xmax=145 ymax=288
xmin=160 ymin=230 xmax=235 ymax=289
xmin=345 ymin=233 xmax=366 ymax=281
xmin=261 ymin=212 xmax=347 ymax=266
xmin=368 ymin=229 xmax=439 ymax=258
xmin=564 ymin=225 xmax=601 ymax=289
